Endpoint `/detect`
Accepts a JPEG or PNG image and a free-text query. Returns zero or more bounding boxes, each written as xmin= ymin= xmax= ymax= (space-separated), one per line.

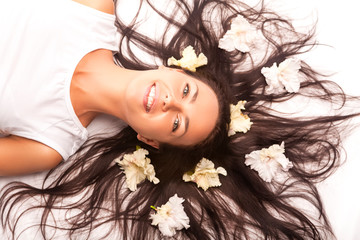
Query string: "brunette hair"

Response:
xmin=1 ymin=0 xmax=359 ymax=239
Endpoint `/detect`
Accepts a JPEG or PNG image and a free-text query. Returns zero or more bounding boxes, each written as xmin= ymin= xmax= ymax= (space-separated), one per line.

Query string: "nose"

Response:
xmin=162 ymin=94 xmax=182 ymax=112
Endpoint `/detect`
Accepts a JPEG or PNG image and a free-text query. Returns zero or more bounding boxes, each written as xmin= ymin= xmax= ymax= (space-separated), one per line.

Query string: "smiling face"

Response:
xmin=122 ymin=67 xmax=219 ymax=148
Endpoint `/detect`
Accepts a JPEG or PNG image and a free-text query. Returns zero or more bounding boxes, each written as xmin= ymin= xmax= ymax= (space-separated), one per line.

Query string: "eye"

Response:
xmin=182 ymin=84 xmax=189 ymax=97
xmin=172 ymin=117 xmax=180 ymax=132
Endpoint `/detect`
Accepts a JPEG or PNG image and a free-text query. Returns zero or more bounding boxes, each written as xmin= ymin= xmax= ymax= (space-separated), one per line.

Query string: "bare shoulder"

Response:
xmin=0 ymin=135 xmax=63 ymax=176
xmin=72 ymin=0 xmax=115 ymax=15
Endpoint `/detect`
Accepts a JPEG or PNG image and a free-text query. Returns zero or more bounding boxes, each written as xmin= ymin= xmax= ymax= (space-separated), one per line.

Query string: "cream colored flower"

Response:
xmin=167 ymin=45 xmax=208 ymax=72
xmin=150 ymin=194 xmax=190 ymax=237
xmin=114 ymin=148 xmax=159 ymax=191
xmin=261 ymin=58 xmax=302 ymax=93
xmin=218 ymin=15 xmax=257 ymax=53
xmin=244 ymin=142 xmax=293 ymax=182
xmin=228 ymin=100 xmax=252 ymax=136
xmin=183 ymin=158 xmax=227 ymax=191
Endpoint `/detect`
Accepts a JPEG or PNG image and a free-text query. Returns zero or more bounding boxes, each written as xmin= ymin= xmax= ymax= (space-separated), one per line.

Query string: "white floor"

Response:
xmin=1 ymin=1 xmax=360 ymax=239
xmin=286 ymin=1 xmax=360 ymax=239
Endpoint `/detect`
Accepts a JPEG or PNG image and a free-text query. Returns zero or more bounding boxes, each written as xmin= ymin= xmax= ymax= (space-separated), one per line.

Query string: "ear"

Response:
xmin=137 ymin=134 xmax=160 ymax=149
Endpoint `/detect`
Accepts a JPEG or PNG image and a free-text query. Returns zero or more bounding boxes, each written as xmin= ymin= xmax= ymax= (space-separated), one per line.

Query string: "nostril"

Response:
xmin=161 ymin=95 xmax=168 ymax=110
xmin=163 ymin=95 xmax=169 ymax=104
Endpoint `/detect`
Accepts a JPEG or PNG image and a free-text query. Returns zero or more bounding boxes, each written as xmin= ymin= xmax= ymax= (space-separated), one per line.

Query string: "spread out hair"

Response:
xmin=1 ymin=0 xmax=360 ymax=239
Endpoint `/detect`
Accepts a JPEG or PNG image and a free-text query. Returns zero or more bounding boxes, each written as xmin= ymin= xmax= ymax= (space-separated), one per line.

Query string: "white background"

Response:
xmin=1 ymin=0 xmax=360 ymax=239
xmin=277 ymin=1 xmax=360 ymax=239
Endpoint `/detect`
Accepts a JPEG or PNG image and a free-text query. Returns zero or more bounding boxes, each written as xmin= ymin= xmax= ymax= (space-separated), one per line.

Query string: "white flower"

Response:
xmin=218 ymin=15 xmax=257 ymax=53
xmin=228 ymin=100 xmax=252 ymax=136
xmin=114 ymin=148 xmax=159 ymax=191
xmin=150 ymin=194 xmax=190 ymax=237
xmin=167 ymin=45 xmax=208 ymax=72
xmin=244 ymin=142 xmax=293 ymax=182
xmin=261 ymin=58 xmax=302 ymax=93
xmin=183 ymin=158 xmax=227 ymax=191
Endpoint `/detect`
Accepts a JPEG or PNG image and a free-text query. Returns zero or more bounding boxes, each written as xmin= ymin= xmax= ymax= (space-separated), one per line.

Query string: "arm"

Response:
xmin=0 ymin=136 xmax=62 ymax=176
xmin=72 ymin=0 xmax=115 ymax=14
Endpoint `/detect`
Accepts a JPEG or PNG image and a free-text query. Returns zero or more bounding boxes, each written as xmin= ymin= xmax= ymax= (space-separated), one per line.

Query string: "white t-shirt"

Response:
xmin=0 ymin=0 xmax=119 ymax=160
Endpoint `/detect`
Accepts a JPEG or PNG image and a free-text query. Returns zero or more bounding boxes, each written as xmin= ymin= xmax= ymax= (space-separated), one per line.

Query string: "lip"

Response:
xmin=143 ymin=83 xmax=158 ymax=113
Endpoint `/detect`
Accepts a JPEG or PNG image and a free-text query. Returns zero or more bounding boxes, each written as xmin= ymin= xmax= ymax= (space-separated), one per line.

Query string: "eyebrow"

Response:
xmin=181 ymin=82 xmax=199 ymax=137
xmin=190 ymin=82 xmax=199 ymax=103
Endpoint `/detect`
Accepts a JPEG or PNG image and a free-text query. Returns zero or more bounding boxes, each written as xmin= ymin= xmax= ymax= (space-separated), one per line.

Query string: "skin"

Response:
xmin=0 ymin=0 xmax=219 ymax=176
xmin=122 ymin=66 xmax=219 ymax=148
xmin=70 ymin=49 xmax=219 ymax=147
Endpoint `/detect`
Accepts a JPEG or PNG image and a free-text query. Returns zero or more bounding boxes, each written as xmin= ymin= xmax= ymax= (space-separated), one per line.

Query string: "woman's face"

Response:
xmin=122 ymin=67 xmax=219 ymax=148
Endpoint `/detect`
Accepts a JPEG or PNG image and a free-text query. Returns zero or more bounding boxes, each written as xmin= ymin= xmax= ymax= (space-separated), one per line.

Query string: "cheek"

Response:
xmin=138 ymin=116 xmax=171 ymax=138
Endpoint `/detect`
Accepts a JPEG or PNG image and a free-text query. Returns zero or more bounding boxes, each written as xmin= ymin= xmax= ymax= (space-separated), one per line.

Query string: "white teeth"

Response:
xmin=146 ymin=85 xmax=156 ymax=112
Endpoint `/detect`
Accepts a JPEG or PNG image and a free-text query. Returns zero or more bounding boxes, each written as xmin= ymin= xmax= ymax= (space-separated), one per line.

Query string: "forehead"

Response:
xmin=171 ymin=72 xmax=219 ymax=146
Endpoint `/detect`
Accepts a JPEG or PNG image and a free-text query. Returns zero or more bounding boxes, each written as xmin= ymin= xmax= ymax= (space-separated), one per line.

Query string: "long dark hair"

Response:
xmin=1 ymin=0 xmax=359 ymax=239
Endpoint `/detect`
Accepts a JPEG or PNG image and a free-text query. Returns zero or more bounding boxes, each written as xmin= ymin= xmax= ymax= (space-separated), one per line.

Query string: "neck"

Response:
xmin=70 ymin=49 xmax=142 ymax=126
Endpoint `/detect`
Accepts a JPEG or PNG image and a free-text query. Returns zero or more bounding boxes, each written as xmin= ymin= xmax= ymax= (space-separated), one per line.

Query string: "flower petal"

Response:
xmin=218 ymin=35 xmax=236 ymax=51
xmin=182 ymin=158 xmax=227 ymax=191
xmin=167 ymin=45 xmax=207 ymax=72
xmin=228 ymin=100 xmax=252 ymax=136
xmin=216 ymin=167 xmax=227 ymax=176
xmin=261 ymin=58 xmax=302 ymax=93
xmin=150 ymin=194 xmax=190 ymax=237
xmin=114 ymin=148 xmax=159 ymax=191
xmin=245 ymin=142 xmax=293 ymax=182
xmin=218 ymin=15 xmax=257 ymax=53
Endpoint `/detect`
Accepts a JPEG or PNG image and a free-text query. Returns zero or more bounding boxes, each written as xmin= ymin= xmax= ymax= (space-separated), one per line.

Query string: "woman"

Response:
xmin=0 ymin=0 xmax=221 ymax=175
xmin=1 ymin=0 xmax=359 ymax=239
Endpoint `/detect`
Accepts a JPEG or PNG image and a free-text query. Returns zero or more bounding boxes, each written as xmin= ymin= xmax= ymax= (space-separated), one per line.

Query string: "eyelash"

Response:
xmin=172 ymin=117 xmax=179 ymax=132
xmin=183 ymin=84 xmax=189 ymax=97
xmin=172 ymin=84 xmax=189 ymax=132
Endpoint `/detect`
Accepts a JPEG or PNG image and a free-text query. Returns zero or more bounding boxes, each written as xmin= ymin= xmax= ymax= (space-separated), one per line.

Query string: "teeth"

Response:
xmin=146 ymin=85 xmax=156 ymax=112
